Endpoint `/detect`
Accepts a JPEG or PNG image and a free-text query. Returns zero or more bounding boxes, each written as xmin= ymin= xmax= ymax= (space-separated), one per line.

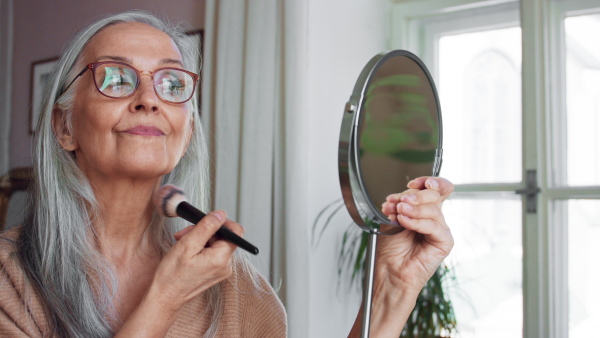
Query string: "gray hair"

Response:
xmin=17 ymin=10 xmax=223 ymax=337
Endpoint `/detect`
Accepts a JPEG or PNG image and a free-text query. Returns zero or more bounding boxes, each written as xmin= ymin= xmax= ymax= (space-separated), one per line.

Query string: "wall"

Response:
xmin=9 ymin=0 xmax=205 ymax=168
xmin=306 ymin=0 xmax=392 ymax=335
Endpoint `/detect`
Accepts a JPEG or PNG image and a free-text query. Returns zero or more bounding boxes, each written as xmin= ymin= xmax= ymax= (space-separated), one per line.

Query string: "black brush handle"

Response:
xmin=176 ymin=201 xmax=259 ymax=255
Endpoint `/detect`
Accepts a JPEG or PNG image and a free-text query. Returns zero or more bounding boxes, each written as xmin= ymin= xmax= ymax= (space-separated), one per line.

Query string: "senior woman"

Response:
xmin=0 ymin=10 xmax=454 ymax=338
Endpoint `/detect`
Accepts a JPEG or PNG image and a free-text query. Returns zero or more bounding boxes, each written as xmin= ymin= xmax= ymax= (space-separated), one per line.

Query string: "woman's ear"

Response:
xmin=52 ymin=106 xmax=77 ymax=151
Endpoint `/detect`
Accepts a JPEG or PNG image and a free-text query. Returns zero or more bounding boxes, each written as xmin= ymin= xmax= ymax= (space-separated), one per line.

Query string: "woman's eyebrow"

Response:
xmin=94 ymin=56 xmax=184 ymax=67
xmin=95 ymin=55 xmax=133 ymax=64
xmin=159 ymin=58 xmax=184 ymax=67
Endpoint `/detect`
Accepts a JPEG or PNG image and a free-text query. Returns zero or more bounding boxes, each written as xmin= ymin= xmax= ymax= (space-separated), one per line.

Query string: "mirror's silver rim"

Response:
xmin=338 ymin=49 xmax=443 ymax=235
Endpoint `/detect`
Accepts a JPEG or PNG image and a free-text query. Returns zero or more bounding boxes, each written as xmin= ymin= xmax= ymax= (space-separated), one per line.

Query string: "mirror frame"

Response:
xmin=338 ymin=50 xmax=443 ymax=234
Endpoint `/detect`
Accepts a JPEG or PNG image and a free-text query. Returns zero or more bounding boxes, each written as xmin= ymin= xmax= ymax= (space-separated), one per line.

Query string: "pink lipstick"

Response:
xmin=123 ymin=126 xmax=165 ymax=136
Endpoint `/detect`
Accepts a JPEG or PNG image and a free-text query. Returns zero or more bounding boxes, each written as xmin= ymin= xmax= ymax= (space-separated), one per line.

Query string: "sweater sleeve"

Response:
xmin=237 ymin=266 xmax=287 ymax=337
xmin=166 ymin=259 xmax=288 ymax=337
xmin=0 ymin=303 xmax=32 ymax=337
xmin=0 ymin=230 xmax=48 ymax=338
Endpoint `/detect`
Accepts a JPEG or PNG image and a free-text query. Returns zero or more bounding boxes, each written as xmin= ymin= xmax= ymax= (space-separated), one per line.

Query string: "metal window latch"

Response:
xmin=515 ymin=169 xmax=541 ymax=214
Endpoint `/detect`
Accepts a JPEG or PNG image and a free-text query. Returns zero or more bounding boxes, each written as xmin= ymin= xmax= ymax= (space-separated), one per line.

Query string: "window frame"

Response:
xmin=391 ymin=0 xmax=600 ymax=337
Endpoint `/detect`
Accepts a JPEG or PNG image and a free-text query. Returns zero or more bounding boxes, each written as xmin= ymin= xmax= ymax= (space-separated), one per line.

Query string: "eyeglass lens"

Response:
xmin=94 ymin=63 xmax=195 ymax=103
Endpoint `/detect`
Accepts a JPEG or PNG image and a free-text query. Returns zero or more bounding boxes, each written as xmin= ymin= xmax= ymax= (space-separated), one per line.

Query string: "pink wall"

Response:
xmin=9 ymin=0 xmax=206 ymax=168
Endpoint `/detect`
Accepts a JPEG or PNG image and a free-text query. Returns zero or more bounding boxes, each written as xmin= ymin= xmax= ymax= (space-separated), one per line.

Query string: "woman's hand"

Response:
xmin=150 ymin=210 xmax=242 ymax=311
xmin=377 ymin=176 xmax=454 ymax=295
xmin=349 ymin=176 xmax=454 ymax=337
xmin=115 ymin=210 xmax=242 ymax=337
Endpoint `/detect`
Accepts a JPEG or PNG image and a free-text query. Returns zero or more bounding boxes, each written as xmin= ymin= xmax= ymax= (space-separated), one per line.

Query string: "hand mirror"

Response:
xmin=338 ymin=50 xmax=442 ymax=336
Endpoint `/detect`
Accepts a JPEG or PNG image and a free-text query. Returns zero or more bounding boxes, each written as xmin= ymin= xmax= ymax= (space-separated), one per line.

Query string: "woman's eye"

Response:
xmin=99 ymin=67 xmax=135 ymax=91
xmin=159 ymin=77 xmax=185 ymax=95
xmin=109 ymin=75 xmax=128 ymax=85
xmin=169 ymin=81 xmax=185 ymax=93
xmin=153 ymin=69 xmax=194 ymax=100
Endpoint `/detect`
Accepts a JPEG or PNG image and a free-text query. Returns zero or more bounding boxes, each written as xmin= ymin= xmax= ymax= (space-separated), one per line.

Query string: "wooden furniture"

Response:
xmin=0 ymin=167 xmax=33 ymax=231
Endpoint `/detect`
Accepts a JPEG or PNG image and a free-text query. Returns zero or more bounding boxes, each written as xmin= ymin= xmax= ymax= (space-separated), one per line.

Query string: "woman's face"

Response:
xmin=66 ymin=22 xmax=193 ymax=181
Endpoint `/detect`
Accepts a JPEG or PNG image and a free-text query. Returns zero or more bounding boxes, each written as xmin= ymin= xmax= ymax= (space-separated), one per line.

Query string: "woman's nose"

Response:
xmin=130 ymin=74 xmax=159 ymax=113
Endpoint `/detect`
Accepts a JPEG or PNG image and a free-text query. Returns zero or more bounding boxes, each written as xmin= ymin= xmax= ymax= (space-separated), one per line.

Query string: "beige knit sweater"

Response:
xmin=0 ymin=228 xmax=287 ymax=337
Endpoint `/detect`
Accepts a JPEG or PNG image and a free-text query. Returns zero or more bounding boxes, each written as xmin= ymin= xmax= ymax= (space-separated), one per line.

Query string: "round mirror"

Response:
xmin=338 ymin=50 xmax=443 ymax=234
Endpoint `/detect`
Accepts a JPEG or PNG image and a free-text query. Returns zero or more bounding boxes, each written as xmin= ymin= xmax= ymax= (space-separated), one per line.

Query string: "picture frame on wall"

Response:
xmin=30 ymin=57 xmax=59 ymax=134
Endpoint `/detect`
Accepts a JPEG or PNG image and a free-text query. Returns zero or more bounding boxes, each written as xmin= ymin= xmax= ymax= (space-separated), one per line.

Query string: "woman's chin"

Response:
xmin=123 ymin=162 xmax=175 ymax=179
xmin=95 ymin=159 xmax=177 ymax=182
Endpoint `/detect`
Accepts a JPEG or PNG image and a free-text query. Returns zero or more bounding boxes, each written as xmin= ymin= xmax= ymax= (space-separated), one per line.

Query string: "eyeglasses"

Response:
xmin=60 ymin=61 xmax=199 ymax=104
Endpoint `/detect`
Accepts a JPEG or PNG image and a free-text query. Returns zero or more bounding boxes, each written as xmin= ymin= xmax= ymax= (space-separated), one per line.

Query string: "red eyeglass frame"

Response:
xmin=59 ymin=61 xmax=200 ymax=104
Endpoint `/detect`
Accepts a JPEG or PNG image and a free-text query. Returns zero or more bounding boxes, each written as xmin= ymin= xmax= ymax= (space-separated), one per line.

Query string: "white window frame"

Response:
xmin=545 ymin=1 xmax=600 ymax=338
xmin=390 ymin=0 xmax=600 ymax=337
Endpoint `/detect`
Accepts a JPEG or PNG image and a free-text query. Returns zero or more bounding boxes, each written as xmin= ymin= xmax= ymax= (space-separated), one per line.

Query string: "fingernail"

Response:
xmin=427 ymin=179 xmax=439 ymax=190
xmin=212 ymin=210 xmax=225 ymax=222
xmin=407 ymin=179 xmax=415 ymax=187
xmin=402 ymin=194 xmax=417 ymax=202
xmin=401 ymin=202 xmax=413 ymax=212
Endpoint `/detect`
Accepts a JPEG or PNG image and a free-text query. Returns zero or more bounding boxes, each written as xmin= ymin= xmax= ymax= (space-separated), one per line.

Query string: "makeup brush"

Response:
xmin=155 ymin=184 xmax=259 ymax=255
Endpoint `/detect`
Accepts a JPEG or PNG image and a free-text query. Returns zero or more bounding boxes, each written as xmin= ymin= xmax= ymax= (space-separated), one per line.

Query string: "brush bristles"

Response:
xmin=155 ymin=184 xmax=187 ymax=218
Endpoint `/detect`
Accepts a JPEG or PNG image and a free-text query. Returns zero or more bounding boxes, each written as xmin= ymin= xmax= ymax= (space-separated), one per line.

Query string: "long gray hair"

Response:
xmin=16 ymin=10 xmax=222 ymax=337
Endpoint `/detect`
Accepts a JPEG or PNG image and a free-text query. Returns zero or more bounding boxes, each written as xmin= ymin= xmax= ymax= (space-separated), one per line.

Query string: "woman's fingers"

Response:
xmin=382 ymin=183 xmax=452 ymax=254
xmin=224 ymin=218 xmax=245 ymax=236
xmin=384 ymin=177 xmax=453 ymax=204
xmin=174 ymin=210 xmax=227 ymax=256
xmin=396 ymin=201 xmax=443 ymax=222
xmin=385 ymin=189 xmax=420 ymax=204
xmin=188 ymin=217 xmax=244 ymax=283
xmin=382 ymin=189 xmax=442 ymax=218
xmin=382 ymin=200 xmax=398 ymax=215
xmin=202 ymin=219 xmax=245 ymax=252
xmin=172 ymin=210 xmax=245 ymax=268
xmin=384 ymin=177 xmax=452 ymax=203
xmin=400 ymin=189 xmax=442 ymax=206
xmin=407 ymin=177 xmax=454 ymax=201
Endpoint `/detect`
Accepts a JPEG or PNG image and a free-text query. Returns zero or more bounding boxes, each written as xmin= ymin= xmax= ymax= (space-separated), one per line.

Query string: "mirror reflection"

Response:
xmin=358 ymin=55 xmax=441 ymax=213
xmin=342 ymin=51 xmax=443 ymax=231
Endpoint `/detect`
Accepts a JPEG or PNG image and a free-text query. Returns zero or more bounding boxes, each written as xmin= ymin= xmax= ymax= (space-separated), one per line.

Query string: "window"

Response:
xmin=557 ymin=4 xmax=600 ymax=337
xmin=391 ymin=0 xmax=600 ymax=337
xmin=564 ymin=13 xmax=600 ymax=186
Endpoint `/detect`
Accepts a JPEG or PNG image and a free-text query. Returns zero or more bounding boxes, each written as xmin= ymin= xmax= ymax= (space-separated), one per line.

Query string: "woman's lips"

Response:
xmin=122 ymin=126 xmax=165 ymax=136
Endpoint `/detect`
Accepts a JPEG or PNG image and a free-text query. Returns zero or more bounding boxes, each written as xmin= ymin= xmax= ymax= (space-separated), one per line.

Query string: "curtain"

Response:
xmin=0 ymin=0 xmax=13 ymax=174
xmin=203 ymin=1 xmax=309 ymax=336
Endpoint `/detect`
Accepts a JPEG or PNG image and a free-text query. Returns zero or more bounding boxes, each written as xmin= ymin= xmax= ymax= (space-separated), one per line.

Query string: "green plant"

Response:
xmin=314 ymin=201 xmax=457 ymax=338
xmin=402 ymin=262 xmax=457 ymax=337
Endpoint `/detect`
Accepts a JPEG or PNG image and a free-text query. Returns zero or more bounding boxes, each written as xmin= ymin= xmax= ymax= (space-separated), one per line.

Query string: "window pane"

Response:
xmin=568 ymin=200 xmax=600 ymax=337
xmin=443 ymin=197 xmax=522 ymax=337
xmin=439 ymin=27 xmax=522 ymax=184
xmin=565 ymin=14 xmax=600 ymax=186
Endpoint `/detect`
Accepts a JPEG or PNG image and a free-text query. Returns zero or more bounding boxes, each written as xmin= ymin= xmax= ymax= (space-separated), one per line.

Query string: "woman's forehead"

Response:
xmin=83 ymin=22 xmax=183 ymax=65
